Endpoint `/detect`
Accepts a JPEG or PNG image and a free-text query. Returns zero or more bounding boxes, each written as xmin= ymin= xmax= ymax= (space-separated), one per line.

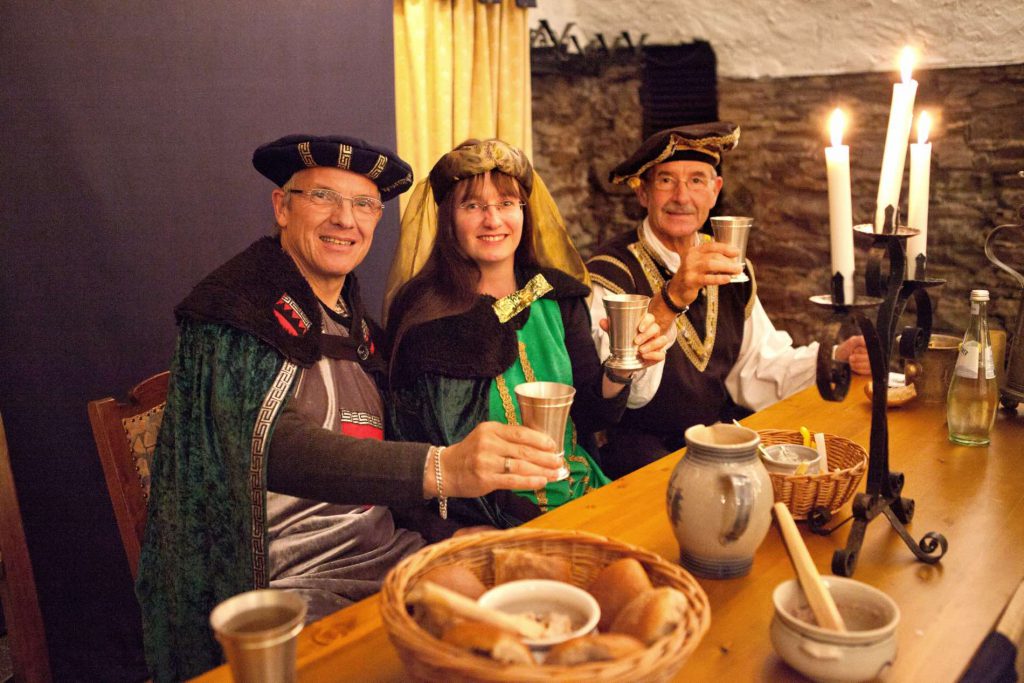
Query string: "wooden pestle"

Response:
xmin=406 ymin=580 xmax=547 ymax=639
xmin=773 ymin=502 xmax=847 ymax=631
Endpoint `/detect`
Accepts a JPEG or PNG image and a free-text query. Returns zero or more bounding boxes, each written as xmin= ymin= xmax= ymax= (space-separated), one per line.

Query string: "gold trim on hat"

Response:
xmin=337 ymin=144 xmax=352 ymax=170
xmin=611 ymin=127 xmax=741 ymax=185
xmin=367 ymin=154 xmax=387 ymax=179
xmin=298 ymin=141 xmax=316 ymax=168
xmin=379 ymin=173 xmax=412 ymax=195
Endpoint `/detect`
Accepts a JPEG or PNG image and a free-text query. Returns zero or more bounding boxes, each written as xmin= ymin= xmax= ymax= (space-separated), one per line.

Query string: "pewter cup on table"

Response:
xmin=710 ymin=216 xmax=753 ymax=283
xmin=603 ymin=293 xmax=650 ymax=371
xmin=210 ymin=589 xmax=307 ymax=683
xmin=515 ymin=381 xmax=575 ymax=481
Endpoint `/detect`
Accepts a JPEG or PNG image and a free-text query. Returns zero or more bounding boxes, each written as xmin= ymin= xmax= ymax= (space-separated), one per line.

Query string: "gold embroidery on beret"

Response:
xmin=367 ymin=154 xmax=387 ymax=179
xmin=298 ymin=141 xmax=316 ymax=167
xmin=491 ymin=273 xmax=552 ymax=323
xmin=337 ymin=144 xmax=352 ymax=170
xmin=379 ymin=173 xmax=412 ymax=194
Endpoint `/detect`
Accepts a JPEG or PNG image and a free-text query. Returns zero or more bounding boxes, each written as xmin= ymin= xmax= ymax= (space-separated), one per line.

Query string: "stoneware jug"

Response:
xmin=667 ymin=423 xmax=773 ymax=579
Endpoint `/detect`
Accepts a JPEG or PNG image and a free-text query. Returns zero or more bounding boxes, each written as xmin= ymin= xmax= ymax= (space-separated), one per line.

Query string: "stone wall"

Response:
xmin=532 ymin=59 xmax=1024 ymax=345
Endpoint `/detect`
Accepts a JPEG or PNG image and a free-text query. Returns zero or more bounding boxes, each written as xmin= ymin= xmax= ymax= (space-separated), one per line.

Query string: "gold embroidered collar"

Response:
xmin=629 ymin=229 xmax=719 ymax=372
xmin=491 ymin=273 xmax=553 ymax=323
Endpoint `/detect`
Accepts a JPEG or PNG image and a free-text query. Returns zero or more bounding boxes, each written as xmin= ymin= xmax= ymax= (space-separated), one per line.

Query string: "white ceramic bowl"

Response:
xmin=477 ymin=579 xmax=600 ymax=649
xmin=761 ymin=444 xmax=823 ymax=475
xmin=771 ymin=577 xmax=900 ymax=682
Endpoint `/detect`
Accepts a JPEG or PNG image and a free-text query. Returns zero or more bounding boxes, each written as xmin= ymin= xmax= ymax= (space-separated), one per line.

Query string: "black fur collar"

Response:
xmin=175 ymin=236 xmax=379 ymax=368
xmin=390 ymin=266 xmax=588 ymax=387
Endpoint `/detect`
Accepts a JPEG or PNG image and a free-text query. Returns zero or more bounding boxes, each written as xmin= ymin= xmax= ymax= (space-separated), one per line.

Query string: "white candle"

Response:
xmin=906 ymin=111 xmax=932 ymax=280
xmin=825 ymin=108 xmax=855 ymax=303
xmin=874 ymin=47 xmax=918 ymax=232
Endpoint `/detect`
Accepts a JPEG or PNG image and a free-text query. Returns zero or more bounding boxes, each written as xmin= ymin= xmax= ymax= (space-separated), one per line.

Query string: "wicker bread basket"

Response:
xmin=758 ymin=429 xmax=868 ymax=520
xmin=380 ymin=527 xmax=710 ymax=682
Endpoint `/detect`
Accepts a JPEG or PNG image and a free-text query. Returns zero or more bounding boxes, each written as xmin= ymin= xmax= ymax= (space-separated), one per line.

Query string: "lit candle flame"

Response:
xmin=900 ymin=46 xmax=916 ymax=83
xmin=829 ymin=108 xmax=846 ymax=147
xmin=917 ymin=111 xmax=931 ymax=144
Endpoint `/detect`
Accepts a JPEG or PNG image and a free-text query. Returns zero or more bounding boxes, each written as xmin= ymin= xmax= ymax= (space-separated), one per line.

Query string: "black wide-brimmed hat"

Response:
xmin=609 ymin=122 xmax=740 ymax=186
xmin=253 ymin=134 xmax=414 ymax=201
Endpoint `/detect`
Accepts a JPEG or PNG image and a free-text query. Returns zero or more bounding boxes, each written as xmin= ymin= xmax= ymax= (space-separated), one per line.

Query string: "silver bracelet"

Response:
xmin=432 ymin=445 xmax=448 ymax=520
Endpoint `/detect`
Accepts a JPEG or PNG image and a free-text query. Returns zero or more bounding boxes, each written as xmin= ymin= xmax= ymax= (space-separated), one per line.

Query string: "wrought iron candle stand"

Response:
xmin=809 ymin=218 xmax=949 ymax=577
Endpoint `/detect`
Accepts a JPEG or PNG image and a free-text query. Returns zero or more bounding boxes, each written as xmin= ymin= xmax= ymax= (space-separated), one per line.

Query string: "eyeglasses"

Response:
xmin=288 ymin=188 xmax=384 ymax=217
xmin=457 ymin=200 xmax=526 ymax=216
xmin=649 ymin=174 xmax=716 ymax=194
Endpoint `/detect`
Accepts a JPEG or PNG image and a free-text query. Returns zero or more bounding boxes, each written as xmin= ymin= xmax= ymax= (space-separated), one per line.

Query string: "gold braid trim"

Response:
xmin=744 ymin=259 xmax=758 ymax=320
xmin=610 ymin=128 xmax=741 ymax=185
xmin=589 ymin=273 xmax=624 ymax=295
xmin=492 ymin=274 xmax=553 ymax=324
xmin=587 ymin=255 xmax=636 ymax=290
xmin=629 ymin=235 xmax=719 ymax=372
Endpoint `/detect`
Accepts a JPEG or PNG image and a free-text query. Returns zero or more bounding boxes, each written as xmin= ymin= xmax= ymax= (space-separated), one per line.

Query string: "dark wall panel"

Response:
xmin=0 ymin=2 xmax=398 ymax=678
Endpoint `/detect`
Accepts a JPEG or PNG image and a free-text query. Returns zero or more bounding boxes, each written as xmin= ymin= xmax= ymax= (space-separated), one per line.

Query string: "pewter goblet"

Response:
xmin=603 ymin=293 xmax=650 ymax=371
xmin=711 ymin=215 xmax=753 ymax=283
xmin=515 ymin=381 xmax=575 ymax=481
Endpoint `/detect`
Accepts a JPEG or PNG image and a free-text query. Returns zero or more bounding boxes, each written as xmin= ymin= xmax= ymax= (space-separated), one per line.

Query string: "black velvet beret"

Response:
xmin=609 ymin=122 xmax=740 ymax=186
xmin=252 ymin=134 xmax=414 ymax=201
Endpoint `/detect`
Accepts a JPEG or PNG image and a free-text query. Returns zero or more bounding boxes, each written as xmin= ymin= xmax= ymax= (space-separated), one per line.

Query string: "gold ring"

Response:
xmin=503 ymin=457 xmax=512 ymax=474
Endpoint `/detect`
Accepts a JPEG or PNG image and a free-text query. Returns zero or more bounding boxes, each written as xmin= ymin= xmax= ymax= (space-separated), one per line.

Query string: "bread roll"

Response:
xmin=588 ymin=558 xmax=653 ymax=631
xmin=493 ymin=548 xmax=572 ymax=584
xmin=610 ymin=587 xmax=688 ymax=645
xmin=544 ymin=633 xmax=645 ymax=666
xmin=441 ymin=621 xmax=535 ymax=665
xmin=419 ymin=564 xmax=487 ymax=600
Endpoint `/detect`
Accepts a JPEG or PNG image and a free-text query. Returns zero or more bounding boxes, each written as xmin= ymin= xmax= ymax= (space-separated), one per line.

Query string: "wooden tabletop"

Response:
xmin=195 ymin=379 xmax=1024 ymax=682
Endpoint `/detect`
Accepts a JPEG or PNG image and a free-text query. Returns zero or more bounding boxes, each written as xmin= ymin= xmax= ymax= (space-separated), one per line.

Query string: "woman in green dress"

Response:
xmin=385 ymin=139 xmax=668 ymax=535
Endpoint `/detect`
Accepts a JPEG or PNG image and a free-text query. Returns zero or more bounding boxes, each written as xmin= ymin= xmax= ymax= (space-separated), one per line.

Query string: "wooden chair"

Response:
xmin=88 ymin=372 xmax=169 ymax=581
xmin=0 ymin=412 xmax=53 ymax=682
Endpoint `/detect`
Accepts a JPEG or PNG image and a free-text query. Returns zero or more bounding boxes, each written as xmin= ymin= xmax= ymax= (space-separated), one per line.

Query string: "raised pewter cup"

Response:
xmin=603 ymin=293 xmax=650 ymax=371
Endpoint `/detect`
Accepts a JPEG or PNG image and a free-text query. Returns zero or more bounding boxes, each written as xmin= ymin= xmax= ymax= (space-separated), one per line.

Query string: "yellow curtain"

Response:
xmin=393 ymin=0 xmax=532 ymax=209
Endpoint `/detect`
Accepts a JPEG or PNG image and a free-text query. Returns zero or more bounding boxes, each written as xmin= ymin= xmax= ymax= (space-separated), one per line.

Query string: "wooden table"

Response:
xmin=195 ymin=379 xmax=1024 ymax=681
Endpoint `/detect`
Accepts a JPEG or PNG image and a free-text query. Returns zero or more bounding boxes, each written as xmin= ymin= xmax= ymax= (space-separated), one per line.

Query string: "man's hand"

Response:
xmin=430 ymin=422 xmax=562 ymax=499
xmin=651 ymin=241 xmax=741 ymax=331
xmin=835 ymin=335 xmax=870 ymax=375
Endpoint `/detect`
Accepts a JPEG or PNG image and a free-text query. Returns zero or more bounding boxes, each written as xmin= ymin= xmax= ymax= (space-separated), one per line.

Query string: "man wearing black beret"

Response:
xmin=136 ymin=135 xmax=562 ymax=681
xmin=587 ymin=123 xmax=868 ymax=478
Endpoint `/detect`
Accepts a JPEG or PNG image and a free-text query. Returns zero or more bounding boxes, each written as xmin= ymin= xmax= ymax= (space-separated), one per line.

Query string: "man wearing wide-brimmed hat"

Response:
xmin=136 ymin=135 xmax=562 ymax=681
xmin=588 ymin=122 xmax=868 ymax=478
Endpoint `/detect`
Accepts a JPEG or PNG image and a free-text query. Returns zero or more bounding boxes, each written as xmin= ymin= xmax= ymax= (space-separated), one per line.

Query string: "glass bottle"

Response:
xmin=946 ymin=289 xmax=999 ymax=446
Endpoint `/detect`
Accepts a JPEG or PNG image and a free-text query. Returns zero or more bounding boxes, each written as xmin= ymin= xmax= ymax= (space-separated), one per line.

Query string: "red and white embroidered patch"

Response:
xmin=273 ymin=294 xmax=311 ymax=337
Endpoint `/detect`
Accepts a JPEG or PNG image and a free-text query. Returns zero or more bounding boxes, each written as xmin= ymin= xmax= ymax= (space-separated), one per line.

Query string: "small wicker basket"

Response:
xmin=759 ymin=430 xmax=868 ymax=520
xmin=380 ymin=527 xmax=710 ymax=682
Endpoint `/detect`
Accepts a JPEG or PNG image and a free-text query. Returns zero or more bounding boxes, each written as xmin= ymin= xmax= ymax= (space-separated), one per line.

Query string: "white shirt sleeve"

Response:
xmin=589 ymin=282 xmax=665 ymax=409
xmin=725 ymin=296 xmax=819 ymax=412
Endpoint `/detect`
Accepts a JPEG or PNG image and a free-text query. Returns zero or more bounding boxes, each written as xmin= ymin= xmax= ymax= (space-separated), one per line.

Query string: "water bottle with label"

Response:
xmin=946 ymin=289 xmax=999 ymax=445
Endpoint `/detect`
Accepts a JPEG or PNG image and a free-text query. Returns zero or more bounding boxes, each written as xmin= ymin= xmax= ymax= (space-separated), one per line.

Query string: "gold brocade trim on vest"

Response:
xmin=629 ymin=233 xmax=720 ymax=373
xmin=494 ymin=340 xmax=588 ymax=510
xmin=589 ymin=273 xmax=624 ymax=295
xmin=492 ymin=273 xmax=553 ymax=323
xmin=587 ymin=255 xmax=635 ymax=290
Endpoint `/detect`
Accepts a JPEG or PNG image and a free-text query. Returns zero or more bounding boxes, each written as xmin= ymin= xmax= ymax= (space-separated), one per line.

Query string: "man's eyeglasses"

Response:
xmin=457 ymin=200 xmax=526 ymax=216
xmin=649 ymin=174 xmax=715 ymax=193
xmin=289 ymin=188 xmax=384 ymax=217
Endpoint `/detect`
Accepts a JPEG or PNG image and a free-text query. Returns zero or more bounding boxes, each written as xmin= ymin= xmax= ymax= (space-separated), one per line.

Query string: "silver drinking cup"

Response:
xmin=603 ymin=293 xmax=651 ymax=371
xmin=710 ymin=215 xmax=753 ymax=283
xmin=514 ymin=381 xmax=575 ymax=481
xmin=209 ymin=589 xmax=307 ymax=683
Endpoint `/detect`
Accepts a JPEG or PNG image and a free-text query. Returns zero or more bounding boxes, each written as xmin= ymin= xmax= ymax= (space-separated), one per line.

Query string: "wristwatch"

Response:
xmin=603 ymin=364 xmax=634 ymax=385
xmin=661 ymin=282 xmax=689 ymax=315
